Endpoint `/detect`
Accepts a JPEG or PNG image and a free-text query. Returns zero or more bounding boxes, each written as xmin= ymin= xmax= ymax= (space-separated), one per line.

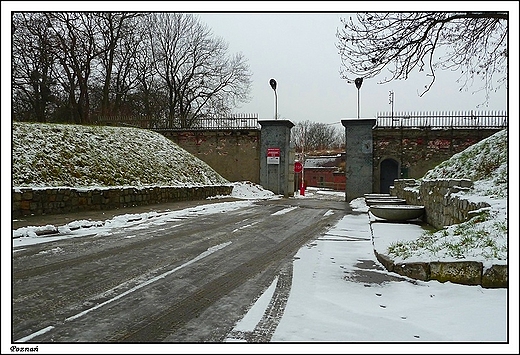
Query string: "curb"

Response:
xmin=373 ymin=250 xmax=508 ymax=288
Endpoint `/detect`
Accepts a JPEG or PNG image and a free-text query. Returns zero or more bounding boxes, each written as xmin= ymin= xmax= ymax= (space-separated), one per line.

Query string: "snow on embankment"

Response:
xmin=386 ymin=129 xmax=508 ymax=264
xmin=421 ymin=129 xmax=507 ymax=198
xmin=12 ymin=122 xmax=229 ymax=188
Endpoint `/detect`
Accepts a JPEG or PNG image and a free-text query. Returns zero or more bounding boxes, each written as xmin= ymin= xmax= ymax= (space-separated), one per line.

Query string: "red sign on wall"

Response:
xmin=267 ymin=148 xmax=280 ymax=164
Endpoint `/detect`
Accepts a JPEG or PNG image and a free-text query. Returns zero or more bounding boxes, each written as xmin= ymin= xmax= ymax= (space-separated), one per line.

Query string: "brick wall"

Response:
xmin=159 ymin=130 xmax=260 ymax=184
xmin=303 ymin=168 xmax=346 ymax=190
xmin=372 ymin=128 xmax=501 ymax=192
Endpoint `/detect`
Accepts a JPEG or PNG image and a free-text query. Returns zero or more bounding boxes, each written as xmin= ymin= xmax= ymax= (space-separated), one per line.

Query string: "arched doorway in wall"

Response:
xmin=380 ymin=158 xmax=399 ymax=193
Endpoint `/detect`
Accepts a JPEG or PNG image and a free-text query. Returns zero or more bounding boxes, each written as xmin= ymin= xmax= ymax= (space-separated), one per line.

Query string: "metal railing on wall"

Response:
xmin=375 ymin=110 xmax=508 ymax=129
xmin=97 ymin=113 xmax=259 ymax=131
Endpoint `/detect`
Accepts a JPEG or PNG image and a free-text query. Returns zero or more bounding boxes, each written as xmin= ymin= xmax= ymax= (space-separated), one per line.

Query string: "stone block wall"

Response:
xmin=159 ymin=130 xmax=260 ymax=183
xmin=390 ymin=178 xmax=491 ymax=229
xmin=12 ymin=185 xmax=233 ymax=218
xmin=377 ymin=178 xmax=506 ymax=288
xmin=375 ymin=253 xmax=507 ymax=288
xmin=259 ymin=120 xmax=295 ymax=197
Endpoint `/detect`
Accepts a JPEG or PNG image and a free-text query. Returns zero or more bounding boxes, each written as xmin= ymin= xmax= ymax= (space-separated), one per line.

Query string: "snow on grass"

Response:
xmin=385 ymin=129 xmax=508 ymax=265
xmin=422 ymin=129 xmax=507 ymax=197
xmin=12 ymin=122 xmax=229 ymax=188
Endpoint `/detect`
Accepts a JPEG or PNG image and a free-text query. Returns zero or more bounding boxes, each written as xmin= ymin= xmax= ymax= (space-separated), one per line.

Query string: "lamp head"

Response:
xmin=269 ymin=78 xmax=277 ymax=91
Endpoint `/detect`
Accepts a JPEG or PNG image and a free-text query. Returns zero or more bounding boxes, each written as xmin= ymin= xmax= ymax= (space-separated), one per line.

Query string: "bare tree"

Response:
xmin=148 ymin=13 xmax=252 ymax=128
xmin=93 ymin=12 xmax=143 ymax=116
xmin=306 ymin=123 xmax=339 ymax=151
xmin=12 ymin=13 xmax=57 ymax=122
xmin=336 ymin=12 xmax=508 ymax=103
xmin=132 ymin=21 xmax=168 ymax=122
xmin=12 ymin=12 xmax=252 ymax=125
xmin=292 ymin=121 xmax=344 ymax=153
xmin=44 ymin=12 xmax=106 ymax=124
xmin=292 ymin=120 xmax=311 ymax=154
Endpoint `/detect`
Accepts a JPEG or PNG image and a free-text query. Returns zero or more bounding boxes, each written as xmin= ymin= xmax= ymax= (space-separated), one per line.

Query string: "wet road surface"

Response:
xmin=12 ymin=196 xmax=352 ymax=343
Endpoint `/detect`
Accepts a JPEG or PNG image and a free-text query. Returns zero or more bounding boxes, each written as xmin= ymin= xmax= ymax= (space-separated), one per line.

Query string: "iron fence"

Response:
xmin=375 ymin=110 xmax=507 ymax=129
xmin=97 ymin=113 xmax=259 ymax=131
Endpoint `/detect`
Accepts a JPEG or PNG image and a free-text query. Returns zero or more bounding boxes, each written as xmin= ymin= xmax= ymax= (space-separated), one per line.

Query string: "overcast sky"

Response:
xmin=195 ymin=11 xmax=510 ymax=124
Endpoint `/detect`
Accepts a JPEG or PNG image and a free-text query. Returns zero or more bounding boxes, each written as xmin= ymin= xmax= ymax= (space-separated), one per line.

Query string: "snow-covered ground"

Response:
xmin=7 ymin=183 xmax=517 ymax=353
xmin=245 ymin=229 xmax=508 ymax=348
xmin=225 ymin=188 xmax=513 ymax=353
xmin=6 ymin=127 xmax=517 ymax=352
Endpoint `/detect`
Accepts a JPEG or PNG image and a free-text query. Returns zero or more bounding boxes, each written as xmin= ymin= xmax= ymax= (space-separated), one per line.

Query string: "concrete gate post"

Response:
xmin=259 ymin=120 xmax=295 ymax=197
xmin=342 ymin=119 xmax=377 ymax=202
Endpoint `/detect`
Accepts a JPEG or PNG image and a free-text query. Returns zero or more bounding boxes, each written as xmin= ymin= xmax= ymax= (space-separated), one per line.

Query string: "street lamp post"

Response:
xmin=389 ymin=90 xmax=394 ymax=120
xmin=354 ymin=78 xmax=363 ymax=118
xmin=269 ymin=78 xmax=278 ymax=120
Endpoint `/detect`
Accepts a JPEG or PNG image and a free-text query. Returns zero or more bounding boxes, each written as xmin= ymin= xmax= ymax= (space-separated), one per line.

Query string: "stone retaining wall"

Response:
xmin=383 ymin=178 xmax=506 ymax=288
xmin=12 ymin=185 xmax=233 ymax=218
xmin=375 ymin=252 xmax=507 ymax=288
xmin=390 ymin=178 xmax=491 ymax=229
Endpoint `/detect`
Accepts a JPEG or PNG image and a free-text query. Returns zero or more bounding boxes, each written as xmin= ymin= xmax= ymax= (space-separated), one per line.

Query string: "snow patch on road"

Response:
xmin=271 ymin=206 xmax=298 ymax=216
xmin=12 ymin=200 xmax=254 ymax=248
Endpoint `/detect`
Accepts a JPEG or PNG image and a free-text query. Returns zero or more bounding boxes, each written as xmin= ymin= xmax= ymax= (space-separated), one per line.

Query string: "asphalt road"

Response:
xmin=12 ymin=195 xmax=353 ymax=343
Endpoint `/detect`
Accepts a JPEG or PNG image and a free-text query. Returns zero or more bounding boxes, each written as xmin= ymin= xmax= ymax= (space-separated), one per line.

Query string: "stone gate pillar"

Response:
xmin=259 ymin=120 xmax=295 ymax=197
xmin=342 ymin=118 xmax=377 ymax=202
